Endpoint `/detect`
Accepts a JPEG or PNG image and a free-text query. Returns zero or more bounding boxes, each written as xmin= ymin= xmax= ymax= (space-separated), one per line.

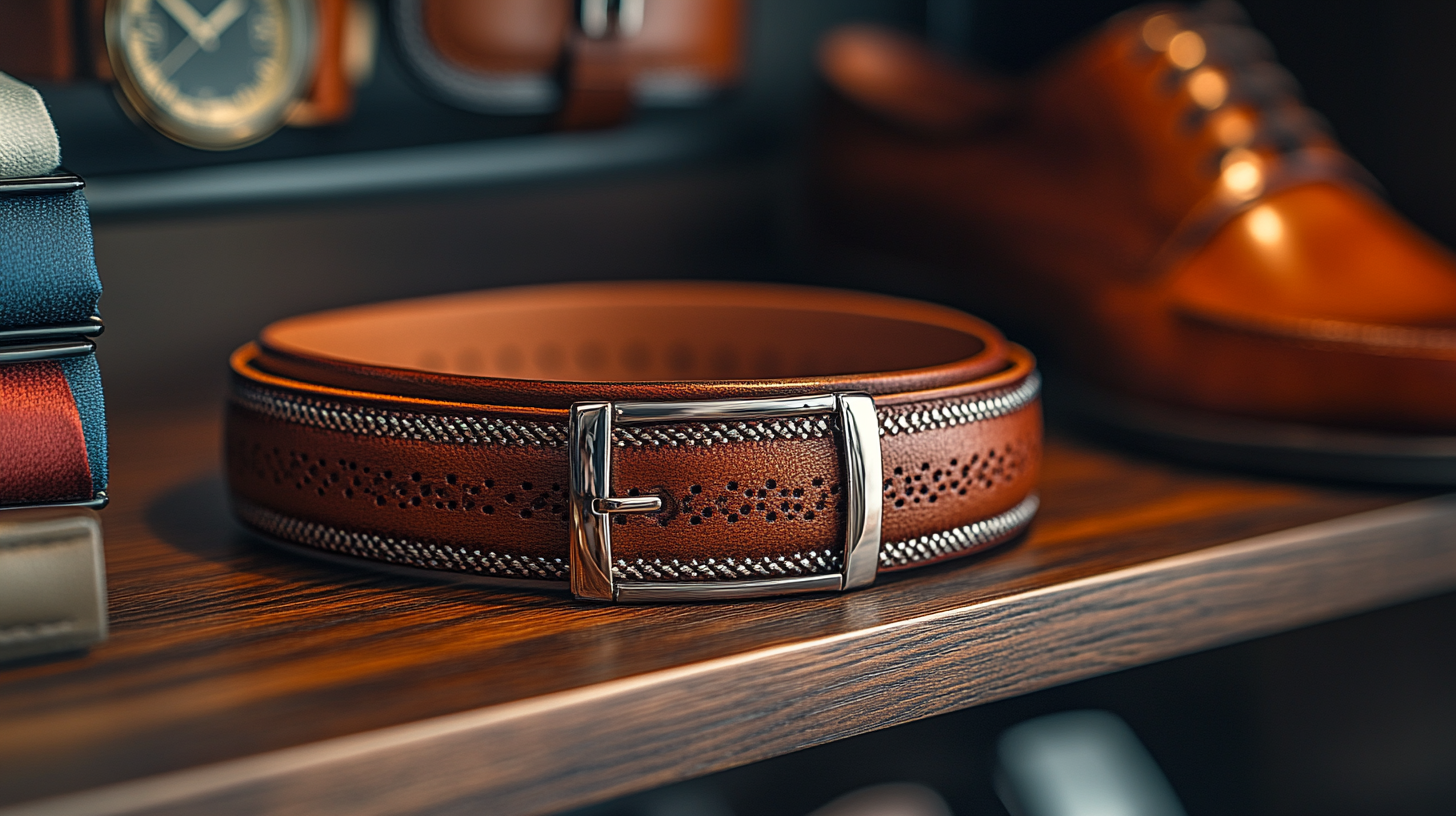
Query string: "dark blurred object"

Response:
xmin=395 ymin=0 xmax=743 ymax=128
xmin=813 ymin=3 xmax=1456 ymax=483
xmin=0 ymin=509 xmax=107 ymax=664
xmin=0 ymin=0 xmax=81 ymax=81
xmin=996 ymin=711 xmax=1187 ymax=816
xmin=808 ymin=784 xmax=952 ymax=816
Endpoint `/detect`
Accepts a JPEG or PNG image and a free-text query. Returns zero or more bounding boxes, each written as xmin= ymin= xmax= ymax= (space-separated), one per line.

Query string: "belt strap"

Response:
xmin=0 ymin=71 xmax=106 ymax=508
xmin=226 ymin=282 xmax=1042 ymax=601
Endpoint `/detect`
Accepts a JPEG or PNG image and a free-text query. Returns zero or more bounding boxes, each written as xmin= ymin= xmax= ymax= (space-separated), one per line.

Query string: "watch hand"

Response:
xmin=157 ymin=34 xmax=203 ymax=78
xmin=199 ymin=0 xmax=249 ymax=51
xmin=154 ymin=0 xmax=214 ymax=48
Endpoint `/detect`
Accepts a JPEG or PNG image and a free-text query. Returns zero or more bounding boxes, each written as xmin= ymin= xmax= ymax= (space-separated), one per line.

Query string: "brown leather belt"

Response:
xmin=224 ymin=282 xmax=1042 ymax=602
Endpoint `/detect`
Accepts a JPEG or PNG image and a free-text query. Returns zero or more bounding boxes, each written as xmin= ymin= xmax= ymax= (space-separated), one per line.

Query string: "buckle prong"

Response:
xmin=593 ymin=496 xmax=662 ymax=514
xmin=568 ymin=392 xmax=883 ymax=602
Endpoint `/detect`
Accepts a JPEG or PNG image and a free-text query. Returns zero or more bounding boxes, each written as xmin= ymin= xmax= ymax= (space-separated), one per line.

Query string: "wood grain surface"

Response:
xmin=0 ymin=407 xmax=1450 ymax=816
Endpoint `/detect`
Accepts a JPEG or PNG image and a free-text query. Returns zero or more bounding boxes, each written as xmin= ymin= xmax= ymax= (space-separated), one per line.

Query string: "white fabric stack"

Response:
xmin=0 ymin=71 xmax=61 ymax=178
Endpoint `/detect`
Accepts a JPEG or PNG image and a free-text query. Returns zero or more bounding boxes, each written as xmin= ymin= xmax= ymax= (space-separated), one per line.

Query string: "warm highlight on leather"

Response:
xmin=288 ymin=0 xmax=360 ymax=127
xmin=815 ymin=3 xmax=1456 ymax=433
xmin=226 ymin=282 xmax=1042 ymax=587
xmin=422 ymin=0 xmax=568 ymax=74
xmin=415 ymin=0 xmax=742 ymax=128
xmin=0 ymin=361 xmax=92 ymax=506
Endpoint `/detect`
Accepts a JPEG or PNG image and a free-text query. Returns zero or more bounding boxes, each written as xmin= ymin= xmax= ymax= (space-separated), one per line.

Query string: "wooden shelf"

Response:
xmin=2 ymin=408 xmax=1454 ymax=816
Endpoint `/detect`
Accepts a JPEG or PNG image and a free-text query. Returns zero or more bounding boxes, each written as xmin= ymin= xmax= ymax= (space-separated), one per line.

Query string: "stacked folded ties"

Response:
xmin=0 ymin=72 xmax=108 ymax=662
xmin=0 ymin=72 xmax=106 ymax=511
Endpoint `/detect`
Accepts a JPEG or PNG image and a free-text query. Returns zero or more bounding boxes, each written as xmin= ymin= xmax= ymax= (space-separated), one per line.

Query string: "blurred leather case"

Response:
xmin=392 ymin=0 xmax=743 ymax=119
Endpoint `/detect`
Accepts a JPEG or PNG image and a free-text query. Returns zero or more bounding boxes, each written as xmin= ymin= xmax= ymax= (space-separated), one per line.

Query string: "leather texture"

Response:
xmin=225 ymin=282 xmax=1042 ymax=587
xmin=814 ymin=2 xmax=1456 ymax=434
xmin=0 ymin=361 xmax=93 ymax=507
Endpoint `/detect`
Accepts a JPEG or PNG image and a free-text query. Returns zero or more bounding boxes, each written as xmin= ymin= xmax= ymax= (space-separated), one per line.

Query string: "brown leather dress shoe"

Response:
xmin=813 ymin=1 xmax=1456 ymax=483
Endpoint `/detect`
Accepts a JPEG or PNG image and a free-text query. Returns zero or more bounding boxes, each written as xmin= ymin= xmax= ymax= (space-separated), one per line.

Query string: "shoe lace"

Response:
xmin=1135 ymin=0 xmax=1374 ymax=206
xmin=1134 ymin=1 xmax=1375 ymax=272
xmin=1141 ymin=1 xmax=1336 ymax=179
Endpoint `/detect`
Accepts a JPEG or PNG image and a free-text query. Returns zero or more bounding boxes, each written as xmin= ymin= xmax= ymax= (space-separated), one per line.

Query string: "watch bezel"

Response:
xmin=104 ymin=0 xmax=317 ymax=151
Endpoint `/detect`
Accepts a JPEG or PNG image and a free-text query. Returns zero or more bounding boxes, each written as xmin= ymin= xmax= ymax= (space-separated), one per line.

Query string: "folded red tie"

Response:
xmin=0 ymin=361 xmax=92 ymax=506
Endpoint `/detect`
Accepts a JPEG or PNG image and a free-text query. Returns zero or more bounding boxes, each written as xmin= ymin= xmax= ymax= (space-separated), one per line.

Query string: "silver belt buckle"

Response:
xmin=568 ymin=392 xmax=883 ymax=602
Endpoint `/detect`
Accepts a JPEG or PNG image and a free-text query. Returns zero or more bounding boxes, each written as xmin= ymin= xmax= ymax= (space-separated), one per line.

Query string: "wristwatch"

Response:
xmin=107 ymin=0 xmax=316 ymax=149
xmin=0 ymin=0 xmax=375 ymax=150
xmin=0 ymin=72 xmax=107 ymax=510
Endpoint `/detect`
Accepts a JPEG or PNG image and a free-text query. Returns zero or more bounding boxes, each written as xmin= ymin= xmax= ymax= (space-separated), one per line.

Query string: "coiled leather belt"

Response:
xmin=225 ymin=282 xmax=1042 ymax=602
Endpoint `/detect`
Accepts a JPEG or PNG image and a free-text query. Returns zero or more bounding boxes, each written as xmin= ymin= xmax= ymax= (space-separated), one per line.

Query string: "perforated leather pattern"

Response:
xmin=228 ymin=370 xmax=1042 ymax=587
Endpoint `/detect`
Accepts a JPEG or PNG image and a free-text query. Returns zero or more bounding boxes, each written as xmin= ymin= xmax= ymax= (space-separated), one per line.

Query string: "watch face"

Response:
xmin=107 ymin=0 xmax=314 ymax=150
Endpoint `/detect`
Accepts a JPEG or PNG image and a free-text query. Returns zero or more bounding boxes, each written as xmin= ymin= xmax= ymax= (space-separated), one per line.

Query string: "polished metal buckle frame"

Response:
xmin=569 ymin=393 xmax=882 ymax=602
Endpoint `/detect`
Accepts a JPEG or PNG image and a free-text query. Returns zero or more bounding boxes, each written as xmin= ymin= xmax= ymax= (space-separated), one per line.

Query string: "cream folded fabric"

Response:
xmin=0 ymin=72 xmax=61 ymax=179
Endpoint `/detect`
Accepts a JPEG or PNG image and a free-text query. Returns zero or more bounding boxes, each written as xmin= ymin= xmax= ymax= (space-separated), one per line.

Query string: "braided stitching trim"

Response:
xmin=236 ymin=491 xmax=1037 ymax=583
xmin=611 ymin=549 xmax=842 ymax=582
xmin=233 ymin=373 xmax=1039 ymax=447
xmin=235 ymin=500 xmax=570 ymax=580
xmin=879 ymin=493 xmax=1040 ymax=568
xmin=612 ymin=416 xmax=834 ymax=448
xmin=233 ymin=383 xmax=569 ymax=447
xmin=879 ymin=373 xmax=1041 ymax=437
